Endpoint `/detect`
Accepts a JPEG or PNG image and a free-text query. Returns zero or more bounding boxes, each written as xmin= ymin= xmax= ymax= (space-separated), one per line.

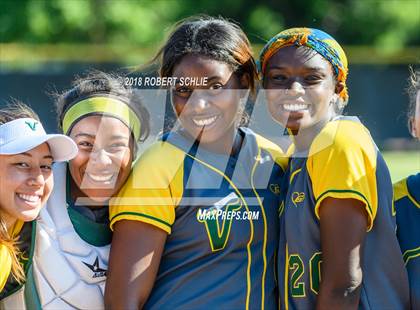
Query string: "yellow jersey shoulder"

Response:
xmin=139 ymin=140 xmax=186 ymax=167
xmin=128 ymin=140 xmax=186 ymax=187
xmin=110 ymin=140 xmax=185 ymax=233
xmin=393 ymin=177 xmax=409 ymax=202
xmin=254 ymin=133 xmax=289 ymax=171
xmin=309 ymin=119 xmax=376 ymax=161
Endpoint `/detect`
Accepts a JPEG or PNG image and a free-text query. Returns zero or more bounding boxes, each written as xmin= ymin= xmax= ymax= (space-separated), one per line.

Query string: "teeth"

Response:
xmin=283 ymin=104 xmax=308 ymax=112
xmin=18 ymin=194 xmax=40 ymax=203
xmin=87 ymin=173 xmax=114 ymax=182
xmin=192 ymin=116 xmax=217 ymax=126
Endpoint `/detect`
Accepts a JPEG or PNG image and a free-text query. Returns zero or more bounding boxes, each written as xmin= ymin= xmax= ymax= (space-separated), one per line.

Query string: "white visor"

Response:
xmin=0 ymin=118 xmax=78 ymax=162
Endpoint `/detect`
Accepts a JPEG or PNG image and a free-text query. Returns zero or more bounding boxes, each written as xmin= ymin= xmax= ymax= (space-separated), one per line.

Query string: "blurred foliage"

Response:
xmin=0 ymin=0 xmax=419 ymax=49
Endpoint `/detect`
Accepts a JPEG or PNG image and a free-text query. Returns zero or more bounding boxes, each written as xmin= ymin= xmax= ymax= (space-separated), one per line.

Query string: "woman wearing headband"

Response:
xmin=259 ymin=28 xmax=410 ymax=308
xmin=0 ymin=102 xmax=77 ymax=296
xmin=1 ymin=72 xmax=150 ymax=309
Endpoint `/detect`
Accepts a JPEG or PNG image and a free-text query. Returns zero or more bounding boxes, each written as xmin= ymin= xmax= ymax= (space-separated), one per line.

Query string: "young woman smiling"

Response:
xmin=106 ymin=16 xmax=288 ymax=309
xmin=1 ymin=72 xmax=150 ymax=309
xmin=0 ymin=102 xmax=77 ymax=298
xmin=260 ymin=28 xmax=410 ymax=309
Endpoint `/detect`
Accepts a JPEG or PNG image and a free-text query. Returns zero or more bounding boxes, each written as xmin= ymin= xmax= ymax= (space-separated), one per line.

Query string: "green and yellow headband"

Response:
xmin=62 ymin=96 xmax=141 ymax=141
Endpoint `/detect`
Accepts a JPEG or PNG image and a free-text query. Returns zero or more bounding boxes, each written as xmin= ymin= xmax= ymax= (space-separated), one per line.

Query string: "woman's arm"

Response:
xmin=316 ymin=197 xmax=368 ymax=310
xmin=105 ymin=220 xmax=167 ymax=310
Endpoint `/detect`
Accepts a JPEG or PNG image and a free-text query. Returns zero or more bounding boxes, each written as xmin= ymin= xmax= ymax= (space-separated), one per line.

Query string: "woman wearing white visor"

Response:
xmin=0 ymin=102 xmax=77 ymax=295
xmin=1 ymin=72 xmax=150 ymax=310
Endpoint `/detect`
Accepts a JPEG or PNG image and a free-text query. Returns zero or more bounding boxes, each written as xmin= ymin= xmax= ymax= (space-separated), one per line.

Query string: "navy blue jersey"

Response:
xmin=394 ymin=173 xmax=420 ymax=309
xmin=111 ymin=127 xmax=287 ymax=309
xmin=278 ymin=118 xmax=410 ymax=309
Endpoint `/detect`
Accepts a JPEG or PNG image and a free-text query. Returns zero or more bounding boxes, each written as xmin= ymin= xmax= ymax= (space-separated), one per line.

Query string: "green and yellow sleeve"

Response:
xmin=110 ymin=141 xmax=185 ymax=234
xmin=307 ymin=120 xmax=379 ymax=231
xmin=255 ymin=134 xmax=289 ymax=172
xmin=393 ymin=178 xmax=408 ymax=202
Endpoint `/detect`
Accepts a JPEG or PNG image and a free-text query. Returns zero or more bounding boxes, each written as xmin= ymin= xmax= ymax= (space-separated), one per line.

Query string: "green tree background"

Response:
xmin=1 ymin=0 xmax=419 ymax=64
xmin=0 ymin=0 xmax=418 ymax=180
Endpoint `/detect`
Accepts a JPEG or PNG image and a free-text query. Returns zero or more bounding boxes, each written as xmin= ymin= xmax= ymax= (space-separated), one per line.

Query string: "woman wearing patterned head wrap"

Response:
xmin=260 ymin=28 xmax=410 ymax=309
xmin=259 ymin=27 xmax=349 ymax=106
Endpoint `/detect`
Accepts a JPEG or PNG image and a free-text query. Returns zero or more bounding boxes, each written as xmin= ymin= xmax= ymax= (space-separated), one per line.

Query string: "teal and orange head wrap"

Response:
xmin=259 ymin=27 xmax=349 ymax=103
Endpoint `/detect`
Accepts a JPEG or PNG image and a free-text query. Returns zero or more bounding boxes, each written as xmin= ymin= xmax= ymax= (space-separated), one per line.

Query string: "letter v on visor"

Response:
xmin=0 ymin=118 xmax=78 ymax=162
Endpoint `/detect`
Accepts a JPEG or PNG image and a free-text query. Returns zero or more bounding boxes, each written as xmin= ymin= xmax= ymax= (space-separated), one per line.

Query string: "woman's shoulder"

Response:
xmin=323 ymin=116 xmax=372 ymax=143
xmin=310 ymin=116 xmax=376 ymax=157
xmin=131 ymin=137 xmax=187 ymax=181
xmin=394 ymin=177 xmax=409 ymax=200
xmin=393 ymin=173 xmax=420 ymax=221
xmin=139 ymin=136 xmax=186 ymax=163
xmin=240 ymin=127 xmax=288 ymax=169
